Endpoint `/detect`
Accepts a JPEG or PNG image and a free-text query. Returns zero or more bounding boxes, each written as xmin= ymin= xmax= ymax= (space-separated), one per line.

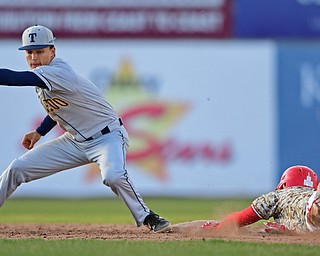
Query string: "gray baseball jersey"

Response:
xmin=33 ymin=57 xmax=118 ymax=142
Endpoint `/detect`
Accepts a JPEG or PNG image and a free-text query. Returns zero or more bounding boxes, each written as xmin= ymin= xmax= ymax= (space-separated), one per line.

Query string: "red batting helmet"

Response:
xmin=276 ymin=165 xmax=318 ymax=190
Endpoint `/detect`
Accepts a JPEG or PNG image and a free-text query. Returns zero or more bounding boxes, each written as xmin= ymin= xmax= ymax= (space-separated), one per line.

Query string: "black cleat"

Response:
xmin=143 ymin=210 xmax=172 ymax=233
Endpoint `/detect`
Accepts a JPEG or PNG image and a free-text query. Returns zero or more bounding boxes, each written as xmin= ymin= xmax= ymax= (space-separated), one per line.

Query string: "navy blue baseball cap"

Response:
xmin=18 ymin=25 xmax=56 ymax=50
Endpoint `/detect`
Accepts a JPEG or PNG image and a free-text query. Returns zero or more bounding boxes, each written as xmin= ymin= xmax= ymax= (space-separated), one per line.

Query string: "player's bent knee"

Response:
xmin=102 ymin=171 xmax=124 ymax=187
xmin=6 ymin=159 xmax=30 ymax=184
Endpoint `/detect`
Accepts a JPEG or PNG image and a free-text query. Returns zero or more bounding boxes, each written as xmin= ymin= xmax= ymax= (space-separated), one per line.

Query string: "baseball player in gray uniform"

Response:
xmin=172 ymin=165 xmax=320 ymax=234
xmin=0 ymin=25 xmax=171 ymax=233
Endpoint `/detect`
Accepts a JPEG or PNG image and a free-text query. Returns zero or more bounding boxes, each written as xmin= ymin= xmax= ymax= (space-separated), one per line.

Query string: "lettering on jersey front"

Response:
xmin=42 ymin=98 xmax=69 ymax=113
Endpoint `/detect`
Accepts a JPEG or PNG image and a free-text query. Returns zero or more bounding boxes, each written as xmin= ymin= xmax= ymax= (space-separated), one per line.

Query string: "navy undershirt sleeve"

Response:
xmin=36 ymin=115 xmax=57 ymax=136
xmin=0 ymin=69 xmax=47 ymax=88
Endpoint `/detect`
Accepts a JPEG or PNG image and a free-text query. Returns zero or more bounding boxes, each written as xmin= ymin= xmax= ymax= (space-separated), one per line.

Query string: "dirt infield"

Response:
xmin=0 ymin=223 xmax=320 ymax=245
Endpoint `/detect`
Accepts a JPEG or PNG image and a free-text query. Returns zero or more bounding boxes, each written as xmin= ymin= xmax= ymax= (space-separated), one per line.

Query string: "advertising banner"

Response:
xmin=0 ymin=39 xmax=276 ymax=198
xmin=0 ymin=0 xmax=231 ymax=39
xmin=278 ymin=43 xmax=320 ymax=179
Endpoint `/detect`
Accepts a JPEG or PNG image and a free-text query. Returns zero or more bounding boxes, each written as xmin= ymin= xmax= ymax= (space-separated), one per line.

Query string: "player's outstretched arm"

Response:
xmin=202 ymin=205 xmax=262 ymax=231
xmin=22 ymin=130 xmax=42 ymax=150
xmin=0 ymin=69 xmax=47 ymax=87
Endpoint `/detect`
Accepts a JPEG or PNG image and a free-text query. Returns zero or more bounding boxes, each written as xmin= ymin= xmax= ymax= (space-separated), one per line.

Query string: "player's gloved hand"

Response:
xmin=264 ymin=222 xmax=290 ymax=234
xmin=200 ymin=221 xmax=220 ymax=229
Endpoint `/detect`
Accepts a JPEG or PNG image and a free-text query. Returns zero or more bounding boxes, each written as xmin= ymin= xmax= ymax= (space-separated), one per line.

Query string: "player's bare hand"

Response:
xmin=22 ymin=130 xmax=41 ymax=150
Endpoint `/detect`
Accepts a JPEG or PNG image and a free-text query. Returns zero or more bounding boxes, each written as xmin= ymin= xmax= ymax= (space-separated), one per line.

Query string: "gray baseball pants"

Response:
xmin=0 ymin=126 xmax=150 ymax=226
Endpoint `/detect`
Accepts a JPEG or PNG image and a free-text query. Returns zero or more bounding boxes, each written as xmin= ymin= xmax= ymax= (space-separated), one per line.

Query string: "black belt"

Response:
xmin=85 ymin=118 xmax=123 ymax=141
